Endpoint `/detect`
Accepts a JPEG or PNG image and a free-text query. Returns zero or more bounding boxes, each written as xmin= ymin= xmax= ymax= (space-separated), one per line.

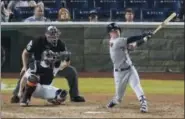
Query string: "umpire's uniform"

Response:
xmin=11 ymin=34 xmax=85 ymax=103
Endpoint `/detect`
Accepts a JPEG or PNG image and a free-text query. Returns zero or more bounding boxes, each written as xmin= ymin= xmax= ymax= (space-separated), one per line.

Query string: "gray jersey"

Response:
xmin=109 ymin=37 xmax=132 ymax=69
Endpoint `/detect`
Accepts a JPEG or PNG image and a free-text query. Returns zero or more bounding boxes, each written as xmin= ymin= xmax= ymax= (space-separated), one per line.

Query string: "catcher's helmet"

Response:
xmin=107 ymin=22 xmax=121 ymax=33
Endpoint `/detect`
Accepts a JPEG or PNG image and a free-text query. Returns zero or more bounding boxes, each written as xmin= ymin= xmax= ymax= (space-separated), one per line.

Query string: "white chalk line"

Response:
xmin=84 ymin=111 xmax=110 ymax=114
xmin=1 ymin=83 xmax=15 ymax=91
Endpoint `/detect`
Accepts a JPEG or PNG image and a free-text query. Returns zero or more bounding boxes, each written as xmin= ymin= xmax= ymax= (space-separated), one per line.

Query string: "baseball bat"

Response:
xmin=152 ymin=12 xmax=177 ymax=35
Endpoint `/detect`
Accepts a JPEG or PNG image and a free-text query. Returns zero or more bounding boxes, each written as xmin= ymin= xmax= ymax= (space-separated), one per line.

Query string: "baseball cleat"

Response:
xmin=139 ymin=95 xmax=148 ymax=113
xmin=10 ymin=95 xmax=20 ymax=103
xmin=140 ymin=104 xmax=148 ymax=113
xmin=20 ymin=99 xmax=30 ymax=107
xmin=60 ymin=90 xmax=67 ymax=99
xmin=48 ymin=89 xmax=68 ymax=105
xmin=47 ymin=99 xmax=61 ymax=105
xmin=20 ymin=102 xmax=28 ymax=107
xmin=106 ymin=100 xmax=117 ymax=108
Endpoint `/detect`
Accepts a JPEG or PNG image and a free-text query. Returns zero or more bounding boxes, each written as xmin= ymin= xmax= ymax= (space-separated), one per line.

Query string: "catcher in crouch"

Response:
xmin=14 ymin=26 xmax=81 ymax=106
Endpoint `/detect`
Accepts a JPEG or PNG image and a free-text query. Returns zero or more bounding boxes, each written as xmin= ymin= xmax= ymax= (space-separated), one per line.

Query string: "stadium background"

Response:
xmin=1 ymin=0 xmax=184 ymax=74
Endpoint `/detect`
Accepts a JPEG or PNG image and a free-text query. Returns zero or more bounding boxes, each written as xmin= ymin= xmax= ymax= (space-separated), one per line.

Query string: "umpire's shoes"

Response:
xmin=107 ymin=100 xmax=117 ymax=108
xmin=71 ymin=96 xmax=85 ymax=102
xmin=10 ymin=95 xmax=20 ymax=103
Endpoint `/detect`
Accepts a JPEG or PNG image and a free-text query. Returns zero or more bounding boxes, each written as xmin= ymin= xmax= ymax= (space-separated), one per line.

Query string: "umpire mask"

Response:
xmin=45 ymin=26 xmax=61 ymax=47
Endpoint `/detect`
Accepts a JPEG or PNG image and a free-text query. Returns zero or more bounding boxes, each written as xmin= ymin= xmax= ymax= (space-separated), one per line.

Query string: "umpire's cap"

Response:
xmin=107 ymin=22 xmax=121 ymax=33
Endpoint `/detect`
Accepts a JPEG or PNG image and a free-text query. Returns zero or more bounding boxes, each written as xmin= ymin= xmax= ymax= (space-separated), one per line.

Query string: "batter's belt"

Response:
xmin=115 ymin=65 xmax=131 ymax=72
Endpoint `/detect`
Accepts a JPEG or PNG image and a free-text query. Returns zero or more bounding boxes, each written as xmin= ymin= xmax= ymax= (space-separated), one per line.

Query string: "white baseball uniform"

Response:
xmin=109 ymin=37 xmax=145 ymax=104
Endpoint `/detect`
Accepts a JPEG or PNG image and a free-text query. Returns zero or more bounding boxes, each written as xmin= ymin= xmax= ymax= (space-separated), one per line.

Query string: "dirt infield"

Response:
xmin=1 ymin=72 xmax=184 ymax=118
xmin=1 ymin=72 xmax=184 ymax=80
xmin=2 ymin=93 xmax=184 ymax=118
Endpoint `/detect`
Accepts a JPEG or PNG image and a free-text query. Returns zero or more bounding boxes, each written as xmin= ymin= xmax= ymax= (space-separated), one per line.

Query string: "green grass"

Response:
xmin=1 ymin=78 xmax=184 ymax=95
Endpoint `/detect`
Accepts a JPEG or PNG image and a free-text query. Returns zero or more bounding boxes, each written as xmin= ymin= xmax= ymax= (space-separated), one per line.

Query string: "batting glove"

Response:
xmin=143 ymin=32 xmax=153 ymax=42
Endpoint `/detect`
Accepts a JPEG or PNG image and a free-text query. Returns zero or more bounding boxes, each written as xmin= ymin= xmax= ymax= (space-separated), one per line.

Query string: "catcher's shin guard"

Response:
xmin=20 ymin=74 xmax=38 ymax=106
xmin=20 ymin=84 xmax=36 ymax=106
xmin=47 ymin=89 xmax=68 ymax=105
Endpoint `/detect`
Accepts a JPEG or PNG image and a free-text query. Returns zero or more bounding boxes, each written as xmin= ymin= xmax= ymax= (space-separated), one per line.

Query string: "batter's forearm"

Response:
xmin=22 ymin=49 xmax=30 ymax=68
xmin=127 ymin=35 xmax=145 ymax=44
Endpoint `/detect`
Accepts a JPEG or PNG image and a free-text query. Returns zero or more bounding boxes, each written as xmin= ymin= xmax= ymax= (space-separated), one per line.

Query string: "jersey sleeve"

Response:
xmin=25 ymin=39 xmax=39 ymax=53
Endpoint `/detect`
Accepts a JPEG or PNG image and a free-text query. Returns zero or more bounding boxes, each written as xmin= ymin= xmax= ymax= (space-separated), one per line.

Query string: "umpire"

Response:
xmin=11 ymin=26 xmax=85 ymax=103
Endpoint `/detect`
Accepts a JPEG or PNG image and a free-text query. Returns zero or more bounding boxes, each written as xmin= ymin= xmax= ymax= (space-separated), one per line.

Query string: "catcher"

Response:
xmin=11 ymin=26 xmax=84 ymax=106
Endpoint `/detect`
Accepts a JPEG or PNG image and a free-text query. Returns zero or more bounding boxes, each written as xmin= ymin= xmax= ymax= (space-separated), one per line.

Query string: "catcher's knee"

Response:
xmin=27 ymin=74 xmax=39 ymax=87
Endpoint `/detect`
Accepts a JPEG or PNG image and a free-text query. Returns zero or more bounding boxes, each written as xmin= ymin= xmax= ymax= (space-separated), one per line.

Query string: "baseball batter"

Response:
xmin=106 ymin=23 xmax=152 ymax=113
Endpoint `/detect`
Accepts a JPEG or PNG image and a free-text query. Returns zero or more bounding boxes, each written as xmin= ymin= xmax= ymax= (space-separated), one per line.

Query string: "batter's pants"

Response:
xmin=113 ymin=66 xmax=145 ymax=103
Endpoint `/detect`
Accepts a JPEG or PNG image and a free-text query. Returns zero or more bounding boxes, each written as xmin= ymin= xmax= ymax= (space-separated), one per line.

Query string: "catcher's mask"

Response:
xmin=45 ymin=26 xmax=61 ymax=47
xmin=107 ymin=22 xmax=121 ymax=33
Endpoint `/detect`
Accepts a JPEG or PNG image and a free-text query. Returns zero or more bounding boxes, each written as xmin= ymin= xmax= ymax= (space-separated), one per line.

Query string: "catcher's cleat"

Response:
xmin=139 ymin=95 xmax=148 ymax=113
xmin=48 ymin=89 xmax=68 ymax=105
xmin=71 ymin=96 xmax=85 ymax=102
xmin=10 ymin=95 xmax=20 ymax=103
xmin=47 ymin=99 xmax=61 ymax=105
xmin=60 ymin=90 xmax=68 ymax=101
xmin=20 ymin=90 xmax=32 ymax=107
xmin=20 ymin=99 xmax=30 ymax=107
xmin=106 ymin=100 xmax=117 ymax=108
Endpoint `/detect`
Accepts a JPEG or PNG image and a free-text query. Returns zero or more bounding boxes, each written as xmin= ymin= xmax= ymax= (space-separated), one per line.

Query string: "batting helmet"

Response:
xmin=107 ymin=22 xmax=121 ymax=33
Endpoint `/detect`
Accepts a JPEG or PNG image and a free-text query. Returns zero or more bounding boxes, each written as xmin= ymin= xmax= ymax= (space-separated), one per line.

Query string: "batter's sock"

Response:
xmin=139 ymin=95 xmax=146 ymax=102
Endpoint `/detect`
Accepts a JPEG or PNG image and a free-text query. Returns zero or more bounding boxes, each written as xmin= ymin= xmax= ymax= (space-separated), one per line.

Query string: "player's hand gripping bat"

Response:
xmin=152 ymin=12 xmax=177 ymax=35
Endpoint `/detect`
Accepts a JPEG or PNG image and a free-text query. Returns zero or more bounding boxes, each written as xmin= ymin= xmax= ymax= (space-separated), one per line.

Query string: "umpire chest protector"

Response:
xmin=26 ymin=36 xmax=66 ymax=69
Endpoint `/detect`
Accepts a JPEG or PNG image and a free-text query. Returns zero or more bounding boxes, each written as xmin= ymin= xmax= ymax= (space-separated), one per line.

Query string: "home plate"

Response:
xmin=84 ymin=111 xmax=109 ymax=114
